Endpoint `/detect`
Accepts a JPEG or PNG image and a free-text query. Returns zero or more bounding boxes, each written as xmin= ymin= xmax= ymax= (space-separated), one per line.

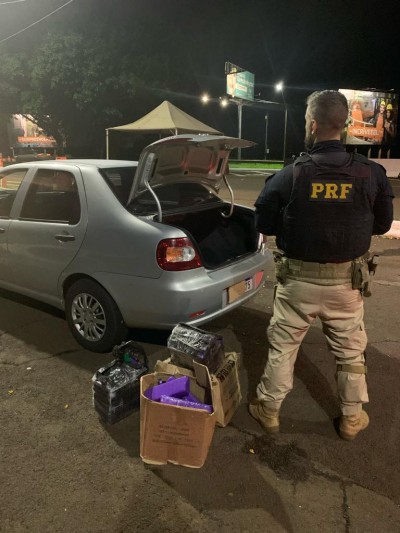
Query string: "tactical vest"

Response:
xmin=280 ymin=152 xmax=374 ymax=262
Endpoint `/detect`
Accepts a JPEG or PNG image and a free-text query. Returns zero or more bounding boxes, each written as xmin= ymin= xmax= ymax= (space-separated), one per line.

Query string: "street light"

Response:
xmin=221 ymin=97 xmax=243 ymax=158
xmin=201 ymin=93 xmax=284 ymax=162
xmin=275 ymin=81 xmax=287 ymax=163
xmin=201 ymin=94 xmax=242 ymax=159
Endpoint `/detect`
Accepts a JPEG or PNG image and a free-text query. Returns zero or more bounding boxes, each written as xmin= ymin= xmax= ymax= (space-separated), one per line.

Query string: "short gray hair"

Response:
xmin=306 ymin=90 xmax=348 ymax=131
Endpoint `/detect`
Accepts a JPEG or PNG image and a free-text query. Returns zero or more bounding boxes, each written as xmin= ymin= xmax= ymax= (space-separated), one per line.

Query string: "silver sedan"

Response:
xmin=0 ymin=135 xmax=272 ymax=352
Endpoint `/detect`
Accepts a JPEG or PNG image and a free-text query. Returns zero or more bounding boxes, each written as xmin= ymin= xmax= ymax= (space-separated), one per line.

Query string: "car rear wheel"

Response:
xmin=65 ymin=279 xmax=128 ymax=353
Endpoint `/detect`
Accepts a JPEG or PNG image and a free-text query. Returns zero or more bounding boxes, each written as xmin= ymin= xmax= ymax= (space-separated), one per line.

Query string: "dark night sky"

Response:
xmin=1 ymin=0 xmax=399 ymax=158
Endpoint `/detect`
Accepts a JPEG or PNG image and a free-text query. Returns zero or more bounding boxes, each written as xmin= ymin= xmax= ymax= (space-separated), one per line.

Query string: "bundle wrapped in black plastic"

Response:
xmin=168 ymin=323 xmax=224 ymax=373
xmin=92 ymin=340 xmax=148 ymax=425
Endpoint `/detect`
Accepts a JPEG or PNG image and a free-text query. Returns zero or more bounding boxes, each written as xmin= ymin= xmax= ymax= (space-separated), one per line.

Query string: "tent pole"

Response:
xmin=106 ymin=129 xmax=109 ymax=159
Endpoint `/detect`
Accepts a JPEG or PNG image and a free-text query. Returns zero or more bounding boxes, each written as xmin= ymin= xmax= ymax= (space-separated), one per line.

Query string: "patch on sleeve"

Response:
xmin=309 ymin=178 xmax=354 ymax=202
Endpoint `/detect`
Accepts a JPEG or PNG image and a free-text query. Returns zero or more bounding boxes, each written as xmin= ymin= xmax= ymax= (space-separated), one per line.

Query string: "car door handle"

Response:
xmin=55 ymin=233 xmax=75 ymax=242
xmin=0 ymin=228 xmax=5 ymax=234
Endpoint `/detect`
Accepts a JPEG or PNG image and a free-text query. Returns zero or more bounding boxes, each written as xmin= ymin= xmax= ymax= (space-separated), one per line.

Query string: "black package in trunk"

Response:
xmin=163 ymin=205 xmax=259 ymax=269
xmin=130 ymin=182 xmax=260 ymax=269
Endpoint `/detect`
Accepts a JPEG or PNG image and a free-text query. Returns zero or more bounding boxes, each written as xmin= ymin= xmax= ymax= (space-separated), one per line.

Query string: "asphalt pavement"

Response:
xmin=1 ymin=175 xmax=399 ymax=532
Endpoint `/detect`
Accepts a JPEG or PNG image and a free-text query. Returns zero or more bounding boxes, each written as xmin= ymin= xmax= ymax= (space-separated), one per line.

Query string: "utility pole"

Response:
xmin=237 ymin=101 xmax=243 ymax=160
xmin=283 ymin=106 xmax=287 ymax=163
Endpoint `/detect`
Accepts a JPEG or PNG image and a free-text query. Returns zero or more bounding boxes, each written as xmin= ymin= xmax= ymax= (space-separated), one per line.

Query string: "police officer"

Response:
xmin=249 ymin=90 xmax=394 ymax=440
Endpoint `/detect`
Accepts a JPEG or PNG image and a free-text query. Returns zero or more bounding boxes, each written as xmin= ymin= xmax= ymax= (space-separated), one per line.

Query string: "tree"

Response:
xmin=0 ymin=0 xmax=267 ymax=157
xmin=0 ymin=22 xmax=177 ymax=157
xmin=0 ymin=0 xmax=255 ymax=157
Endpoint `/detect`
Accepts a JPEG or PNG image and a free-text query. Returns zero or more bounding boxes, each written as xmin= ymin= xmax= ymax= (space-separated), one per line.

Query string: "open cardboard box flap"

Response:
xmin=154 ymin=357 xmax=211 ymax=389
xmin=154 ymin=352 xmax=241 ymax=427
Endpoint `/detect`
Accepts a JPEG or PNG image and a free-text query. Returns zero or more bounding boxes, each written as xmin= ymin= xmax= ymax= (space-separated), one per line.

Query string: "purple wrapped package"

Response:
xmin=185 ymin=392 xmax=202 ymax=404
xmin=160 ymin=395 xmax=213 ymax=413
xmin=144 ymin=375 xmax=190 ymax=401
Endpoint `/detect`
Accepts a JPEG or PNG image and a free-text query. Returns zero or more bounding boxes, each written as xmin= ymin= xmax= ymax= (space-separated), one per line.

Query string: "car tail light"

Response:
xmin=156 ymin=237 xmax=202 ymax=271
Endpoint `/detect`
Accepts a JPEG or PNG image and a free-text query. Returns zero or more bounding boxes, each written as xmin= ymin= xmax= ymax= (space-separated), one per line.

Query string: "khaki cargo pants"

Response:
xmin=256 ymin=259 xmax=369 ymax=416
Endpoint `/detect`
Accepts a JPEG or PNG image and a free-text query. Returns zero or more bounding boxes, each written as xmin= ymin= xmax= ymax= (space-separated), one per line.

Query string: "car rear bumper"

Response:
xmin=94 ymin=251 xmax=272 ymax=329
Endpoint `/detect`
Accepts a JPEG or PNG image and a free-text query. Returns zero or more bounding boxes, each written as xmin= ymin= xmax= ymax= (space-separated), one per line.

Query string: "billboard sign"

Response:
xmin=7 ymin=114 xmax=57 ymax=149
xmin=226 ymin=70 xmax=255 ymax=101
xmin=339 ymin=88 xmax=398 ymax=146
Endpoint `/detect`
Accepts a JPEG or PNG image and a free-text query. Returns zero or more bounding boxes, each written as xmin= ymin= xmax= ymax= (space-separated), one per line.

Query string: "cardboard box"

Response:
xmin=140 ymin=364 xmax=216 ymax=468
xmin=210 ymin=352 xmax=242 ymax=427
xmin=154 ymin=352 xmax=241 ymax=427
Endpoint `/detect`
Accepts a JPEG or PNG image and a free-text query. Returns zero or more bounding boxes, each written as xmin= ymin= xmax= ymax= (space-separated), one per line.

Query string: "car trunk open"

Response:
xmin=129 ymin=188 xmax=259 ymax=270
xmin=127 ymin=134 xmax=260 ymax=269
xmin=161 ymin=204 xmax=259 ymax=269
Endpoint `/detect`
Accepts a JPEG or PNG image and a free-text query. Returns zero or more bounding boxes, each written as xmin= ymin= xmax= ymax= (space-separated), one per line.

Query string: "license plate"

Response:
xmin=228 ymin=277 xmax=253 ymax=304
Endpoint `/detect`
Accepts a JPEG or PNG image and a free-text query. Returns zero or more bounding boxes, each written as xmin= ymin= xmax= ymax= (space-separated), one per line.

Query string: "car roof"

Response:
xmin=59 ymin=159 xmax=138 ymax=167
xmin=1 ymin=159 xmax=138 ymax=170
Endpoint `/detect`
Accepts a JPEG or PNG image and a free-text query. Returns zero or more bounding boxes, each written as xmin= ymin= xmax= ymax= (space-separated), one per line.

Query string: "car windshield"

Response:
xmin=100 ymin=167 xmax=137 ymax=206
xmin=128 ymin=182 xmax=222 ymax=216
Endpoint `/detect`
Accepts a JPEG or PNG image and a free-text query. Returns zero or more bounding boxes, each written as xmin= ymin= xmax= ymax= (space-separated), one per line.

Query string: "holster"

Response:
xmin=351 ymin=253 xmax=379 ymax=297
xmin=273 ymin=250 xmax=288 ymax=283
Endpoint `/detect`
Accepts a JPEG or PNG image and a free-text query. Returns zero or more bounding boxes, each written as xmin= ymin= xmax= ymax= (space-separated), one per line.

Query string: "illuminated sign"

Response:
xmin=8 ymin=115 xmax=57 ymax=148
xmin=226 ymin=70 xmax=255 ymax=101
xmin=16 ymin=136 xmax=56 ymax=147
xmin=339 ymin=89 xmax=398 ymax=146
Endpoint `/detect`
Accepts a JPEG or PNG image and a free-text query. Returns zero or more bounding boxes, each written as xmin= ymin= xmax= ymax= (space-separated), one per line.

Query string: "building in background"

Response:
xmin=6 ymin=114 xmax=58 ymax=163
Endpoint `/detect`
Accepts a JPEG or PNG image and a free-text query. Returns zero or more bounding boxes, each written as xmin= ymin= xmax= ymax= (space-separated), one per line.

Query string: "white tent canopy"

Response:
xmin=106 ymin=100 xmax=222 ymax=158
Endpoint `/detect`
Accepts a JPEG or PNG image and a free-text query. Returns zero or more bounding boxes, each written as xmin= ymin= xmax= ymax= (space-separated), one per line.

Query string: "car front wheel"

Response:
xmin=65 ymin=279 xmax=128 ymax=353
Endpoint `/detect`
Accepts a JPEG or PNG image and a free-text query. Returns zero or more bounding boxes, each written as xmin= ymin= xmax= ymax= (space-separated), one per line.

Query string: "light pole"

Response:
xmin=202 ymin=94 xmax=243 ymax=159
xmin=283 ymin=106 xmax=287 ymax=163
xmin=201 ymin=92 xmax=283 ymax=161
xmin=236 ymin=100 xmax=243 ymax=160
xmin=264 ymin=114 xmax=269 ymax=160
xmin=221 ymin=97 xmax=243 ymax=159
xmin=275 ymin=81 xmax=287 ymax=163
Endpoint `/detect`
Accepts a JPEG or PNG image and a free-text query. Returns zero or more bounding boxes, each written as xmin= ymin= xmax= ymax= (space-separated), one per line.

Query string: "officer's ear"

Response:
xmin=311 ymin=119 xmax=317 ymax=135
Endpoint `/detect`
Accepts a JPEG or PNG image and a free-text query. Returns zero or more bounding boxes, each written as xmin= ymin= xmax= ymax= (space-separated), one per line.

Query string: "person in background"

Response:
xmin=371 ymin=100 xmax=386 ymax=143
xmin=350 ymin=101 xmax=364 ymax=128
xmin=383 ymin=103 xmax=397 ymax=145
xmin=250 ymin=90 xmax=394 ymax=441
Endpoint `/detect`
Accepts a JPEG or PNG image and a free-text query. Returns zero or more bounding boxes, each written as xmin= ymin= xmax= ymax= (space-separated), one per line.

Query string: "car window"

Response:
xmin=100 ymin=167 xmax=137 ymax=206
xmin=0 ymin=169 xmax=28 ymax=218
xmin=20 ymin=169 xmax=80 ymax=224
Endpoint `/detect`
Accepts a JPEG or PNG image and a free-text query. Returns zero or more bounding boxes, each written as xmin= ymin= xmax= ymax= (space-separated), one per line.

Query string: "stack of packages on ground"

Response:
xmin=92 ymin=341 xmax=148 ymax=425
xmin=140 ymin=323 xmax=242 ymax=468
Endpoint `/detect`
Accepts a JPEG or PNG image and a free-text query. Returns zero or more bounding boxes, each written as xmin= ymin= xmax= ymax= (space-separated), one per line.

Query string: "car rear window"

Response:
xmin=100 ymin=167 xmax=137 ymax=206
xmin=0 ymin=168 xmax=29 ymax=218
xmin=20 ymin=169 xmax=80 ymax=224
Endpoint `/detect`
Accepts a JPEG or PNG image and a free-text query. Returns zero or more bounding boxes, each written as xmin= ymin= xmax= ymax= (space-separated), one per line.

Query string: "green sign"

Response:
xmin=226 ymin=70 xmax=254 ymax=101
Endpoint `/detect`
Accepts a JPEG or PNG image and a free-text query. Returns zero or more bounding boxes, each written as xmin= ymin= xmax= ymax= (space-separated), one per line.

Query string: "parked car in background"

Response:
xmin=0 ymin=134 xmax=272 ymax=352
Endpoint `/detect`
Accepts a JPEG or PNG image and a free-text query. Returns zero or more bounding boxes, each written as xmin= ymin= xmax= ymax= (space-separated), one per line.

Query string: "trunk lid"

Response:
xmin=127 ymin=134 xmax=255 ymax=207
